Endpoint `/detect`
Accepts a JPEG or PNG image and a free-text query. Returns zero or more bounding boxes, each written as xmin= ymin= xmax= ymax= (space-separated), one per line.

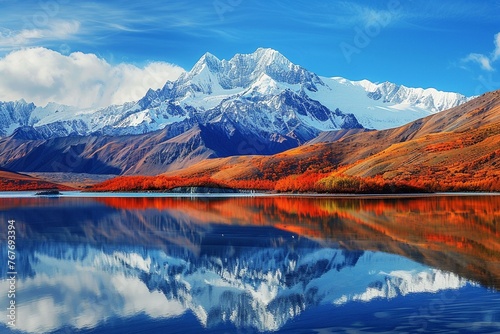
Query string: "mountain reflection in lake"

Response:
xmin=0 ymin=195 xmax=499 ymax=333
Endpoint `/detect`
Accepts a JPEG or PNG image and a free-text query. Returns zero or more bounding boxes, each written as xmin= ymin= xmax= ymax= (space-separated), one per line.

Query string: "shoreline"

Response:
xmin=0 ymin=190 xmax=499 ymax=199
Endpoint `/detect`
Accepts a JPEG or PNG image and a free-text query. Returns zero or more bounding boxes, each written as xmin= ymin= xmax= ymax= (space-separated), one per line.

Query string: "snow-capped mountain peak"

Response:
xmin=236 ymin=47 xmax=295 ymax=76
xmin=0 ymin=48 xmax=472 ymax=143
xmin=253 ymin=47 xmax=282 ymax=61
xmin=184 ymin=48 xmax=323 ymax=92
xmin=189 ymin=51 xmax=222 ymax=77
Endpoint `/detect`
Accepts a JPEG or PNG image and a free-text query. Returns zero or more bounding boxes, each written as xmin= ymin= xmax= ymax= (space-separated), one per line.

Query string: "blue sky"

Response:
xmin=0 ymin=0 xmax=499 ymax=106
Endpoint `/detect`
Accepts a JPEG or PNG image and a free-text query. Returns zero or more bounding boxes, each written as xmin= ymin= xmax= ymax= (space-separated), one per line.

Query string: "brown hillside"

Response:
xmin=163 ymin=90 xmax=500 ymax=191
xmin=0 ymin=167 xmax=72 ymax=191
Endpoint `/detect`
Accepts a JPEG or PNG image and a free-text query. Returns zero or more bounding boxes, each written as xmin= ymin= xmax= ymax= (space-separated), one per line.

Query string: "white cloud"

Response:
xmin=0 ymin=20 xmax=80 ymax=50
xmin=493 ymin=32 xmax=500 ymax=61
xmin=463 ymin=53 xmax=494 ymax=72
xmin=0 ymin=47 xmax=185 ymax=108
xmin=462 ymin=32 xmax=500 ymax=72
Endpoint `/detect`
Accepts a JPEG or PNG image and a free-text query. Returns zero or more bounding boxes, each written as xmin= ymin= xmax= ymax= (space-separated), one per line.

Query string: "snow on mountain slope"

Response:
xmin=0 ymin=48 xmax=471 ymax=139
xmin=355 ymin=79 xmax=470 ymax=112
xmin=0 ymin=100 xmax=36 ymax=136
xmin=307 ymin=77 xmax=471 ymax=130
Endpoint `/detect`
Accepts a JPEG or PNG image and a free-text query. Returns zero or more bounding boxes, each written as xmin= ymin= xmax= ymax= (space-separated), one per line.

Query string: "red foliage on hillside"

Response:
xmin=91 ymin=175 xmax=276 ymax=192
xmin=90 ymin=171 xmax=428 ymax=194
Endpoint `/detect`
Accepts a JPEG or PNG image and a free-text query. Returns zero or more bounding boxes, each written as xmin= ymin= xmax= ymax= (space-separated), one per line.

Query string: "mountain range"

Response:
xmin=0 ymin=48 xmax=481 ymax=185
xmin=0 ymin=48 xmax=470 ymax=141
xmin=1 ymin=48 xmax=499 ymax=192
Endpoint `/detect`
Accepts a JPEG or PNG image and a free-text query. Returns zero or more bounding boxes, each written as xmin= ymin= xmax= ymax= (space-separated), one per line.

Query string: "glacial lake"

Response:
xmin=0 ymin=193 xmax=499 ymax=333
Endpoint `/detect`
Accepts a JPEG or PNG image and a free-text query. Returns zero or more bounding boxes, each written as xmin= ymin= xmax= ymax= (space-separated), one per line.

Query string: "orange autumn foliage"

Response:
xmin=91 ymin=175 xmax=276 ymax=192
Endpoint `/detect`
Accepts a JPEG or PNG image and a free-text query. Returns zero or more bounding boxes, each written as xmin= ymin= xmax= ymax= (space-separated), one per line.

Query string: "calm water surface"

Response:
xmin=0 ymin=194 xmax=499 ymax=333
